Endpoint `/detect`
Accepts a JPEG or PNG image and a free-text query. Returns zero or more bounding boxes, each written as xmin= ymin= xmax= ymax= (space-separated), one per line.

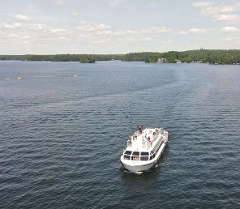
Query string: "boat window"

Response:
xmin=124 ymin=150 xmax=132 ymax=155
xmin=132 ymin=151 xmax=139 ymax=155
xmin=124 ymin=155 xmax=130 ymax=160
xmin=140 ymin=152 xmax=149 ymax=161
xmin=151 ymin=151 xmax=155 ymax=155
xmin=131 ymin=151 xmax=140 ymax=161
xmin=150 ymin=153 xmax=155 ymax=160
xmin=140 ymin=156 xmax=149 ymax=161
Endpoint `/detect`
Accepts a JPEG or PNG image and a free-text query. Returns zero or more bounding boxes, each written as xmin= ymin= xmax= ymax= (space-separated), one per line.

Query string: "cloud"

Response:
xmin=125 ymin=37 xmax=152 ymax=43
xmin=4 ymin=22 xmax=22 ymax=28
xmin=72 ymin=12 xmax=79 ymax=16
xmin=42 ymin=0 xmax=66 ymax=5
xmin=15 ymin=15 xmax=31 ymax=21
xmin=201 ymin=6 xmax=235 ymax=16
xmin=92 ymin=40 xmax=107 ymax=44
xmin=23 ymin=36 xmax=31 ymax=39
xmin=113 ymin=31 xmax=126 ymax=36
xmin=0 ymin=18 xmax=75 ymax=51
xmin=193 ymin=2 xmax=240 ymax=24
xmin=95 ymin=31 xmax=112 ymax=35
xmin=3 ymin=22 xmax=50 ymax=37
xmin=189 ymin=28 xmax=211 ymax=33
xmin=57 ymin=0 xmax=64 ymax=5
xmin=78 ymin=34 xmax=89 ymax=38
xmin=27 ymin=24 xmax=48 ymax=31
xmin=107 ymin=0 xmax=130 ymax=7
xmin=10 ymin=34 xmax=18 ymax=37
xmin=75 ymin=21 xmax=142 ymax=43
xmin=77 ymin=23 xmax=110 ymax=32
xmin=50 ymin=28 xmax=67 ymax=33
xmin=75 ymin=21 xmax=166 ymax=45
xmin=220 ymin=37 xmax=240 ymax=44
xmin=179 ymin=31 xmax=189 ymax=34
xmin=214 ymin=14 xmax=240 ymax=24
xmin=161 ymin=40 xmax=173 ymax=45
xmin=126 ymin=30 xmax=139 ymax=34
xmin=141 ymin=27 xmax=172 ymax=34
xmin=221 ymin=27 xmax=238 ymax=32
xmin=192 ymin=2 xmax=214 ymax=8
xmin=180 ymin=28 xmax=214 ymax=34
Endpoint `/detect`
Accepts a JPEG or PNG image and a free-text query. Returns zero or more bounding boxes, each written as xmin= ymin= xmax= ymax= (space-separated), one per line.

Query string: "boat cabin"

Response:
xmin=123 ymin=134 xmax=164 ymax=161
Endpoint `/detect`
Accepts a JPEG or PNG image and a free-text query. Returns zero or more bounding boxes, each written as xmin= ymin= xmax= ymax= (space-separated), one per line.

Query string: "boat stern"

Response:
xmin=120 ymin=156 xmax=153 ymax=173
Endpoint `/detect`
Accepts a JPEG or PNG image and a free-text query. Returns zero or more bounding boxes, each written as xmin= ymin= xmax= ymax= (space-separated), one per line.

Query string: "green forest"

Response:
xmin=123 ymin=49 xmax=240 ymax=64
xmin=1 ymin=49 xmax=240 ymax=64
xmin=0 ymin=54 xmax=123 ymax=63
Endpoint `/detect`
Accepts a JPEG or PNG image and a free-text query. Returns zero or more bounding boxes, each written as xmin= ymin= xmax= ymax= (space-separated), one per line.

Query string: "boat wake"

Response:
xmin=124 ymin=170 xmax=143 ymax=175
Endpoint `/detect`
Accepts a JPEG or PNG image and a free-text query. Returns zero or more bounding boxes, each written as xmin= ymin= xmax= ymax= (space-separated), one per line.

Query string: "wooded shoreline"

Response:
xmin=1 ymin=49 xmax=240 ymax=64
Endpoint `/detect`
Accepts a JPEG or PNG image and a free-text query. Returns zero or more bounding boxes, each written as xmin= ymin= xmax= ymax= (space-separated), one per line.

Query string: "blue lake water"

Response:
xmin=0 ymin=61 xmax=240 ymax=208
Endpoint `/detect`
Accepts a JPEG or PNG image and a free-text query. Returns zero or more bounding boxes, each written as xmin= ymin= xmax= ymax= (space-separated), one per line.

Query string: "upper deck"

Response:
xmin=126 ymin=128 xmax=164 ymax=152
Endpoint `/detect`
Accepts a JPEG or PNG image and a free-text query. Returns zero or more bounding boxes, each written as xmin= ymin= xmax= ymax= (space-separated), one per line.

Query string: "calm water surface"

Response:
xmin=0 ymin=61 xmax=240 ymax=208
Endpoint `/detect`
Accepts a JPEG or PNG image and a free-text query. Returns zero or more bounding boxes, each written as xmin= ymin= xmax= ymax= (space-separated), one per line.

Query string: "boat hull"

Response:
xmin=121 ymin=161 xmax=154 ymax=173
xmin=121 ymin=142 xmax=167 ymax=173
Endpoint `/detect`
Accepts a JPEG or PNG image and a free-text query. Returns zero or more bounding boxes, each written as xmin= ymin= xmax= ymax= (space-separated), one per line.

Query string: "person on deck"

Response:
xmin=138 ymin=127 xmax=142 ymax=134
xmin=147 ymin=137 xmax=151 ymax=148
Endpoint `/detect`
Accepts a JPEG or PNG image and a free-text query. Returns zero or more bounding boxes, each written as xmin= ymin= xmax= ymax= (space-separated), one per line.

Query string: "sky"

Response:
xmin=0 ymin=0 xmax=240 ymax=54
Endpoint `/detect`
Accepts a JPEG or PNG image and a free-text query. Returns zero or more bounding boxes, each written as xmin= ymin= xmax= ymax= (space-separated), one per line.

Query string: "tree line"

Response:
xmin=1 ymin=49 xmax=240 ymax=64
xmin=0 ymin=54 xmax=123 ymax=63
xmin=123 ymin=49 xmax=240 ymax=64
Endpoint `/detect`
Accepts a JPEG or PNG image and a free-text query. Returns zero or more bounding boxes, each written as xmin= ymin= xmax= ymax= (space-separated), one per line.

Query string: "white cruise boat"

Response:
xmin=120 ymin=125 xmax=168 ymax=173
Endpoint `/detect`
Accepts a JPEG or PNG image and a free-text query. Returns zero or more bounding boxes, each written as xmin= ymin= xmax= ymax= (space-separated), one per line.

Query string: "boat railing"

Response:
xmin=151 ymin=128 xmax=162 ymax=142
xmin=151 ymin=133 xmax=158 ymax=143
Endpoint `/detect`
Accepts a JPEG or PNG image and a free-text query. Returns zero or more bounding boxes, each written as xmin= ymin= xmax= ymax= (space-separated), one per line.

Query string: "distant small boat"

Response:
xmin=73 ymin=75 xmax=78 ymax=77
xmin=120 ymin=125 xmax=168 ymax=173
xmin=17 ymin=77 xmax=23 ymax=80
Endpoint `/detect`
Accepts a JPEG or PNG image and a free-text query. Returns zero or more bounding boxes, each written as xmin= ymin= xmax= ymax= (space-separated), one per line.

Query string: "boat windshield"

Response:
xmin=124 ymin=151 xmax=132 ymax=155
xmin=132 ymin=151 xmax=139 ymax=161
xmin=123 ymin=150 xmax=132 ymax=160
xmin=140 ymin=152 xmax=149 ymax=161
xmin=123 ymin=150 xmax=149 ymax=161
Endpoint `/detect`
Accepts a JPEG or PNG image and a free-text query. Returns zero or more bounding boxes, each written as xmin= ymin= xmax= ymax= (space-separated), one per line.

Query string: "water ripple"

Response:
xmin=0 ymin=62 xmax=240 ymax=208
